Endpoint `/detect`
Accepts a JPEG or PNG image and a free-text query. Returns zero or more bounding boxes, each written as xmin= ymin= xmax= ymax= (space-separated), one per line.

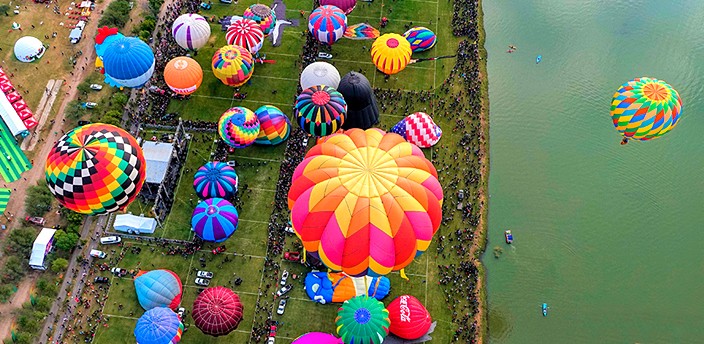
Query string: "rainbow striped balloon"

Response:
xmin=295 ymin=85 xmax=347 ymax=137
xmin=219 ymin=107 xmax=260 ymax=148
xmin=610 ymin=77 xmax=682 ymax=142
xmin=243 ymin=4 xmax=277 ymax=36
xmin=193 ymin=162 xmax=238 ymax=199
xmin=403 ymin=27 xmax=436 ymax=52
xmin=254 ymin=105 xmax=291 ymax=145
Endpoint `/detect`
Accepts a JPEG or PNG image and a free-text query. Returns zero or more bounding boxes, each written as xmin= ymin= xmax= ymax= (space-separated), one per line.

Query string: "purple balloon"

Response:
xmin=292 ymin=332 xmax=343 ymax=344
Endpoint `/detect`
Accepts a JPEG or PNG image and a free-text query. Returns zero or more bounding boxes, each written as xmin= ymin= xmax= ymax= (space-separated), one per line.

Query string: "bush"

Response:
xmin=98 ymin=0 xmax=132 ymax=28
xmin=25 ymin=181 xmax=54 ymax=217
xmin=51 ymin=258 xmax=69 ymax=273
xmin=36 ymin=277 xmax=58 ymax=295
xmin=54 ymin=231 xmax=79 ymax=251
xmin=4 ymin=227 xmax=36 ymax=257
xmin=1 ymin=255 xmax=27 ymax=283
xmin=65 ymin=211 xmax=84 ymax=234
xmin=0 ymin=284 xmax=14 ymax=302
xmin=112 ymin=92 xmax=129 ymax=109
xmin=64 ymin=100 xmax=86 ymax=120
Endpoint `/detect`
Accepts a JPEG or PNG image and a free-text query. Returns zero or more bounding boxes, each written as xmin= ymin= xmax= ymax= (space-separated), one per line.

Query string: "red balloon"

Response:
xmin=192 ymin=287 xmax=244 ymax=337
xmin=387 ymin=295 xmax=432 ymax=340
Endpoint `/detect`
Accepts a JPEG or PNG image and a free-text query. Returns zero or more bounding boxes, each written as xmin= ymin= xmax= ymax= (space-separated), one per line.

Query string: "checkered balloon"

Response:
xmin=45 ymin=123 xmax=146 ymax=215
xmin=390 ymin=112 xmax=442 ymax=148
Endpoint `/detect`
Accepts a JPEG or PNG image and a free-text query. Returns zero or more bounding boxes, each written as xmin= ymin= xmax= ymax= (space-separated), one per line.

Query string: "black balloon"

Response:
xmin=338 ymin=71 xmax=379 ymax=130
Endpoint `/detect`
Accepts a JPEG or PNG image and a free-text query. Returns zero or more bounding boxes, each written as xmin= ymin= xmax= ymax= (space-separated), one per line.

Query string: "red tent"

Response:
xmin=192 ymin=287 xmax=243 ymax=337
xmin=23 ymin=117 xmax=38 ymax=129
xmin=0 ymin=83 xmax=13 ymax=94
xmin=18 ymin=108 xmax=33 ymax=120
xmin=11 ymin=99 xmax=26 ymax=112
xmin=5 ymin=91 xmax=21 ymax=103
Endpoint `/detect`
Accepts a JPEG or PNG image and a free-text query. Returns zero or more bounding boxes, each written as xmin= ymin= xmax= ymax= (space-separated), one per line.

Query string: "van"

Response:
xmin=89 ymin=249 xmax=107 ymax=259
xmin=100 ymin=236 xmax=121 ymax=245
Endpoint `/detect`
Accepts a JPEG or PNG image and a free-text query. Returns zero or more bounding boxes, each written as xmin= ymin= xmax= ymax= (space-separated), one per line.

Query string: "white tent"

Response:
xmin=14 ymin=36 xmax=45 ymax=63
xmin=142 ymin=141 xmax=174 ymax=184
xmin=29 ymin=228 xmax=56 ymax=270
xmin=0 ymin=90 xmax=28 ymax=137
xmin=114 ymin=214 xmax=157 ymax=234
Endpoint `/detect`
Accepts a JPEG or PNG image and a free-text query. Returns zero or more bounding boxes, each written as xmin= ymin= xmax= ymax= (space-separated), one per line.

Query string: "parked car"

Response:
xmin=276 ymin=284 xmax=292 ymax=297
xmin=283 ymin=251 xmax=300 ymax=262
xmin=195 ymin=278 xmax=210 ymax=286
xmin=94 ymin=276 xmax=109 ymax=283
xmin=176 ymin=307 xmax=186 ymax=319
xmin=458 ymin=189 xmax=465 ymax=200
xmin=84 ymin=102 xmax=97 ymax=109
xmin=269 ymin=324 xmax=277 ymax=337
xmin=280 ymin=270 xmax=288 ymax=285
xmin=110 ymin=267 xmax=127 ymax=277
xmin=89 ymin=250 xmax=107 ymax=259
xmin=89 ymin=84 xmax=103 ymax=90
xmin=197 ymin=270 xmax=213 ymax=279
xmin=276 ymin=299 xmax=287 ymax=315
xmin=283 ymin=221 xmax=294 ymax=234
xmin=25 ymin=216 xmax=45 ymax=226
xmin=226 ymin=160 xmax=236 ymax=167
xmin=267 ymin=338 xmax=275 ymax=344
xmin=100 ymin=236 xmax=121 ymax=245
xmin=317 ymin=52 xmax=333 ymax=59
xmin=212 ymin=245 xmax=226 ymax=255
xmin=219 ymin=0 xmax=232 ymax=3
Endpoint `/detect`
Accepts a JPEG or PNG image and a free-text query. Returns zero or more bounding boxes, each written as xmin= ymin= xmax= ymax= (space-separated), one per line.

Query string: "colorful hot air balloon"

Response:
xmin=305 ymin=271 xmax=390 ymax=304
xmin=403 ymin=27 xmax=437 ymax=52
xmin=300 ymin=62 xmax=341 ymax=90
xmin=212 ymin=45 xmax=254 ymax=87
xmin=292 ymin=332 xmax=343 ymax=344
xmin=102 ymin=36 xmax=155 ymax=88
xmin=191 ymin=198 xmax=239 ymax=243
xmin=134 ymin=270 xmax=183 ymax=311
xmin=225 ymin=18 xmax=265 ymax=54
xmin=295 ymin=85 xmax=347 ymax=137
xmin=288 ymin=129 xmax=443 ymax=277
xmin=371 ymin=33 xmax=411 ymax=75
xmin=192 ymin=287 xmax=244 ymax=337
xmin=610 ymin=77 xmax=682 ymax=144
xmin=45 ymin=124 xmax=146 ymax=215
xmin=308 ymin=5 xmax=347 ymax=45
xmin=390 ymin=112 xmax=443 ymax=148
xmin=164 ymin=56 xmax=203 ymax=95
xmin=254 ymin=105 xmax=291 ymax=145
xmin=218 ymin=107 xmax=260 ymax=148
xmin=338 ymin=71 xmax=378 ymax=130
xmin=343 ymin=23 xmax=379 ymax=40
xmin=336 ymin=296 xmax=390 ymax=344
xmin=171 ymin=13 xmax=211 ymax=50
xmin=387 ymin=295 xmax=432 ymax=340
xmin=243 ymin=4 xmax=277 ymax=36
xmin=320 ymin=0 xmax=357 ymax=14
xmin=134 ymin=307 xmax=184 ymax=344
xmin=193 ymin=162 xmax=238 ymax=199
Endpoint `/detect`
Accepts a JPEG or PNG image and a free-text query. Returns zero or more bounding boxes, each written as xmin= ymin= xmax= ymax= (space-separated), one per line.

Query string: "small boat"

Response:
xmin=504 ymin=230 xmax=513 ymax=244
xmin=536 ymin=55 xmax=542 ymax=64
xmin=542 ymin=303 xmax=548 ymax=316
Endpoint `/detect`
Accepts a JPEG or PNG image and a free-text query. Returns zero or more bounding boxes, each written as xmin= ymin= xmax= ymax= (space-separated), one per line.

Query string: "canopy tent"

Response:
xmin=114 ymin=214 xmax=157 ymax=234
xmin=11 ymin=99 xmax=26 ymax=111
xmin=5 ymin=91 xmax=21 ymax=103
xmin=17 ymin=108 xmax=32 ymax=120
xmin=0 ymin=85 xmax=28 ymax=137
xmin=23 ymin=117 xmax=37 ymax=129
xmin=29 ymin=228 xmax=56 ymax=270
xmin=142 ymin=141 xmax=174 ymax=184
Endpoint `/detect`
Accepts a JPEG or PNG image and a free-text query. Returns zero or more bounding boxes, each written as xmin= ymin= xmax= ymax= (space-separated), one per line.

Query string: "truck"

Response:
xmin=69 ymin=21 xmax=86 ymax=44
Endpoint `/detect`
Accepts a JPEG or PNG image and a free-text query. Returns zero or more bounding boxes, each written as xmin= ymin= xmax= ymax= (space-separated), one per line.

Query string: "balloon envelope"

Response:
xmin=320 ymin=0 xmax=357 ymax=14
xmin=305 ymin=271 xmax=390 ymax=304
xmin=300 ymin=62 xmax=341 ymax=90
xmin=164 ymin=56 xmax=203 ymax=95
xmin=338 ymin=71 xmax=378 ymax=130
xmin=295 ymin=85 xmax=347 ymax=137
xmin=103 ymin=36 xmax=155 ymax=88
xmin=288 ymin=129 xmax=443 ymax=277
xmin=45 ymin=123 xmax=146 ymax=215
xmin=172 ymin=13 xmax=211 ymax=50
xmin=292 ymin=332 xmax=343 ymax=344
xmin=192 ymin=198 xmax=239 ymax=242
xmin=14 ymin=36 xmax=45 ymax=62
xmin=254 ymin=105 xmax=291 ymax=145
xmin=403 ymin=27 xmax=437 ymax=52
xmin=371 ymin=33 xmax=411 ymax=75
xmin=390 ymin=112 xmax=442 ymax=148
xmin=193 ymin=162 xmax=238 ymax=199
xmin=192 ymin=287 xmax=244 ymax=337
xmin=225 ymin=18 xmax=265 ymax=54
xmin=134 ymin=270 xmax=183 ymax=311
xmin=134 ymin=307 xmax=184 ymax=344
xmin=219 ymin=107 xmax=260 ymax=148
xmin=212 ymin=45 xmax=254 ymax=87
xmin=387 ymin=295 xmax=432 ymax=340
xmin=308 ymin=5 xmax=347 ymax=45
xmin=336 ymin=296 xmax=389 ymax=344
xmin=243 ymin=4 xmax=277 ymax=36
xmin=610 ymin=77 xmax=682 ymax=142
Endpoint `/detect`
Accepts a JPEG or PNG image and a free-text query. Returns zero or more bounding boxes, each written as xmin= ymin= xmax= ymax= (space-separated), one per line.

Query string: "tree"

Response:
xmin=36 ymin=277 xmax=58 ymax=295
xmin=12 ymin=332 xmax=33 ymax=344
xmin=64 ymin=100 xmax=86 ymax=120
xmin=51 ymin=258 xmax=69 ymax=273
xmin=0 ymin=4 xmax=9 ymax=16
xmin=77 ymin=82 xmax=91 ymax=95
xmin=98 ymin=0 xmax=132 ymax=28
xmin=112 ymin=92 xmax=128 ymax=108
xmin=0 ymin=284 xmax=14 ymax=302
xmin=4 ymin=227 xmax=36 ymax=257
xmin=54 ymin=231 xmax=79 ymax=251
xmin=25 ymin=182 xmax=54 ymax=217
xmin=1 ymin=255 xmax=27 ymax=283
xmin=34 ymin=296 xmax=53 ymax=312
xmin=65 ymin=211 xmax=84 ymax=234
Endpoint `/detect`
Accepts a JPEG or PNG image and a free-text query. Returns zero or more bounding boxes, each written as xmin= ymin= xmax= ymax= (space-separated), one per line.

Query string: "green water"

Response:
xmin=482 ymin=1 xmax=704 ymax=343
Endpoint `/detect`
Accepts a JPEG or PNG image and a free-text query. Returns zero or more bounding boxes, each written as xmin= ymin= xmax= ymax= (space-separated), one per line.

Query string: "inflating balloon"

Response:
xmin=134 ymin=307 xmax=184 ymax=344
xmin=371 ymin=33 xmax=411 ymax=75
xmin=403 ymin=27 xmax=437 ymax=52
xmin=300 ymin=62 xmax=341 ymax=90
xmin=338 ymin=71 xmax=378 ymax=130
xmin=295 ymin=85 xmax=347 ymax=136
xmin=192 ymin=287 xmax=243 ymax=337
xmin=191 ymin=198 xmax=239 ymax=243
xmin=387 ymin=295 xmax=432 ymax=340
xmin=219 ymin=107 xmax=260 ymax=148
xmin=308 ymin=5 xmax=347 ymax=45
xmin=390 ymin=112 xmax=442 ymax=148
xmin=212 ymin=45 xmax=254 ymax=87
xmin=320 ymin=0 xmax=356 ymax=14
xmin=134 ymin=270 xmax=183 ymax=311
xmin=164 ymin=56 xmax=203 ymax=95
xmin=225 ymin=18 xmax=265 ymax=54
xmin=292 ymin=332 xmax=343 ymax=344
xmin=172 ymin=13 xmax=211 ymax=50
xmin=305 ymin=271 xmax=390 ymax=304
xmin=254 ymin=105 xmax=291 ymax=145
xmin=243 ymin=4 xmax=277 ymax=36
xmin=193 ymin=162 xmax=238 ymax=199
xmin=336 ymin=296 xmax=389 ymax=344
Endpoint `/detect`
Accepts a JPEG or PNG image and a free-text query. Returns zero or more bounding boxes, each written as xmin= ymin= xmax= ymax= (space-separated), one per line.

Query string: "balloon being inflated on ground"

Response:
xmin=292 ymin=332 xmax=343 ymax=344
xmin=171 ymin=13 xmax=211 ymax=50
xmin=133 ymin=269 xmax=183 ymax=311
xmin=254 ymin=105 xmax=291 ymax=145
xmin=134 ymin=307 xmax=184 ymax=344
xmin=387 ymin=295 xmax=433 ymax=340
xmin=295 ymin=85 xmax=347 ymax=136
xmin=225 ymin=18 xmax=265 ymax=54
xmin=300 ymin=62 xmax=341 ymax=90
xmin=308 ymin=5 xmax=347 ymax=45
xmin=243 ymin=4 xmax=277 ymax=36
xmin=192 ymin=287 xmax=244 ymax=337
xmin=193 ymin=162 xmax=238 ymax=199
xmin=45 ymin=123 xmax=146 ymax=215
xmin=219 ymin=106 xmax=261 ymax=148
xmin=390 ymin=112 xmax=443 ymax=148
xmin=371 ymin=33 xmax=411 ymax=75
xmin=164 ymin=56 xmax=203 ymax=95
xmin=337 ymin=71 xmax=379 ymax=130
xmin=191 ymin=198 xmax=239 ymax=243
xmin=212 ymin=45 xmax=254 ymax=87
xmin=102 ymin=36 xmax=155 ymax=88
xmin=305 ymin=271 xmax=390 ymax=304
xmin=336 ymin=296 xmax=390 ymax=344
xmin=403 ymin=27 xmax=437 ymax=52
xmin=320 ymin=0 xmax=357 ymax=14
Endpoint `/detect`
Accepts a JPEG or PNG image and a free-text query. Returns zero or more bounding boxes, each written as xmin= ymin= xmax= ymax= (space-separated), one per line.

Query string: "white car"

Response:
xmin=317 ymin=52 xmax=333 ymax=59
xmin=227 ymin=160 xmax=236 ymax=167
xmin=276 ymin=299 xmax=287 ymax=315
xmin=195 ymin=278 xmax=210 ymax=286
xmin=197 ymin=271 xmax=213 ymax=279
xmin=100 ymin=236 xmax=121 ymax=245
xmin=90 ymin=84 xmax=103 ymax=90
xmin=85 ymin=102 xmax=97 ymax=109
xmin=276 ymin=284 xmax=292 ymax=297
xmin=267 ymin=338 xmax=275 ymax=344
xmin=280 ymin=270 xmax=289 ymax=285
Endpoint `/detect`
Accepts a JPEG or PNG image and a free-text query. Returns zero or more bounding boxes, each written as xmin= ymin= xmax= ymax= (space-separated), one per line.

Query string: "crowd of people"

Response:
xmin=452 ymin=0 xmax=480 ymax=41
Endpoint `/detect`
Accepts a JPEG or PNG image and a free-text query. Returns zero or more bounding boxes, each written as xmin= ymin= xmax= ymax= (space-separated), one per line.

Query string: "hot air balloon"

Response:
xmin=390 ymin=112 xmax=443 ymax=148
xmin=192 ymin=287 xmax=244 ymax=337
xmin=288 ymin=129 xmax=443 ymax=277
xmin=225 ymin=18 xmax=265 ymax=54
xmin=338 ymin=71 xmax=378 ymax=130
xmin=387 ymin=295 xmax=432 ymax=340
xmin=45 ymin=124 xmax=146 ymax=215
xmin=371 ymin=33 xmax=411 ymax=75
xmin=191 ymin=198 xmax=239 ymax=243
xmin=254 ymin=105 xmax=291 ymax=145
xmin=102 ymin=36 xmax=155 ymax=88
xmin=164 ymin=56 xmax=203 ymax=95
xmin=193 ymin=162 xmax=238 ymax=199
xmin=292 ymin=332 xmax=343 ymax=344
xmin=134 ymin=270 xmax=183 ymax=311
xmin=320 ymin=0 xmax=356 ymax=14
xmin=343 ymin=23 xmax=379 ymax=40
xmin=295 ymin=85 xmax=347 ymax=137
xmin=218 ymin=107 xmax=260 ymax=148
xmin=134 ymin=307 xmax=184 ymax=344
xmin=308 ymin=5 xmax=347 ymax=45
xmin=336 ymin=296 xmax=390 ymax=344
xmin=171 ymin=13 xmax=211 ymax=50
xmin=305 ymin=271 xmax=390 ymax=304
xmin=403 ymin=27 xmax=437 ymax=52
xmin=300 ymin=62 xmax=341 ymax=90
xmin=243 ymin=4 xmax=277 ymax=36
xmin=212 ymin=45 xmax=254 ymax=87
xmin=610 ymin=77 xmax=682 ymax=144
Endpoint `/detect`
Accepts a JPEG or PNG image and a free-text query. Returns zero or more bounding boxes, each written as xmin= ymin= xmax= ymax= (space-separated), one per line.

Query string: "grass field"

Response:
xmin=84 ymin=0 xmax=482 ymax=342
